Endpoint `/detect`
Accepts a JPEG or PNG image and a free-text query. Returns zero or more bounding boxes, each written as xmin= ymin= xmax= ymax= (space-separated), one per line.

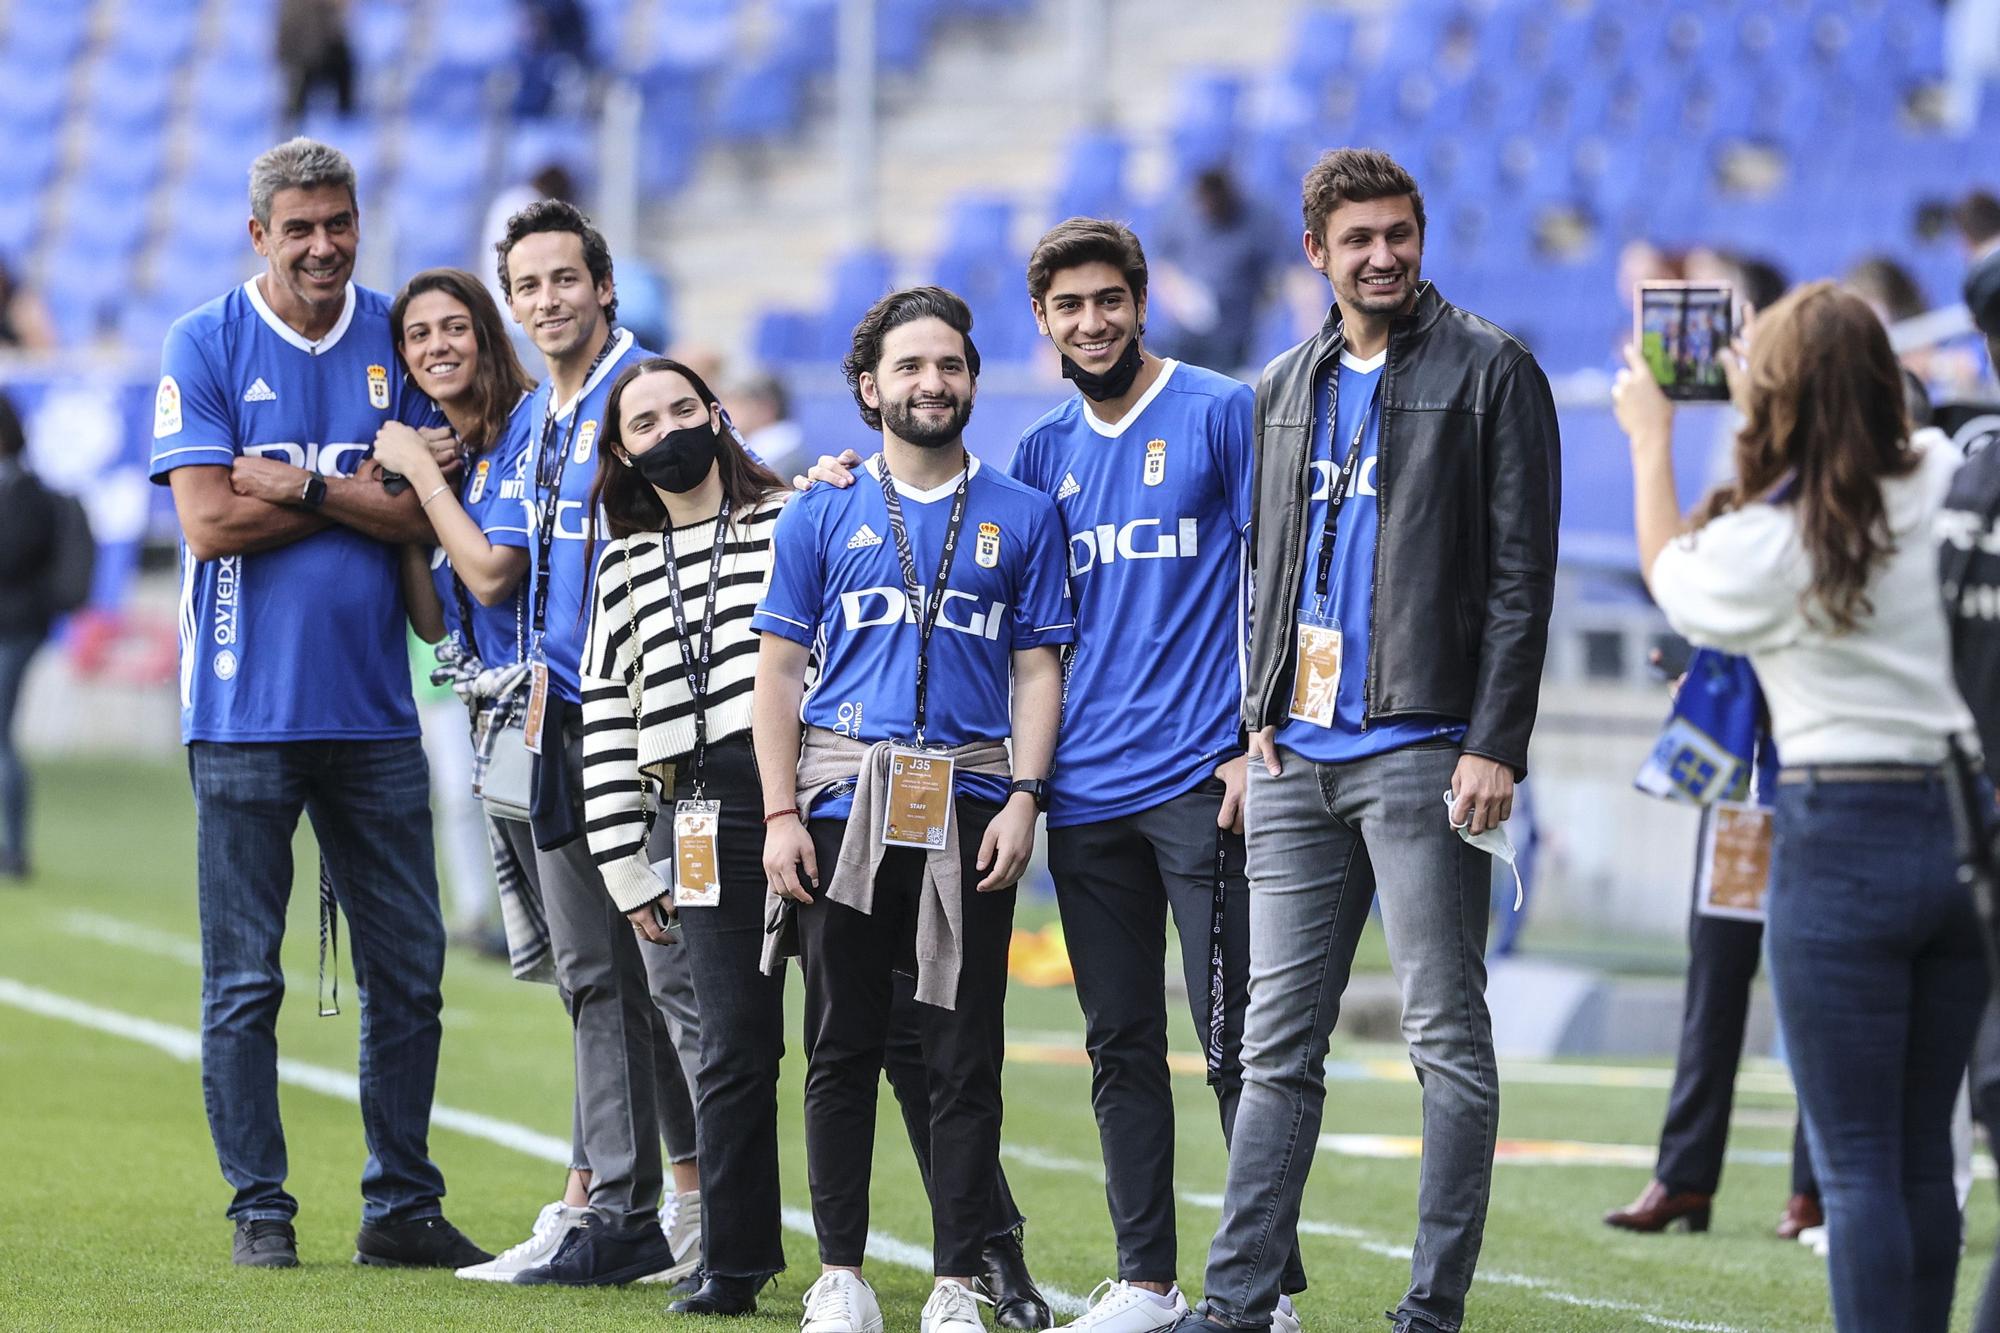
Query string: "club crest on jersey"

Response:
xmin=154 ymin=376 xmax=182 ymax=437
xmin=1143 ymin=438 xmax=1167 ymax=487
xmin=469 ymin=458 xmax=491 ymax=503
xmin=975 ymin=521 xmax=1001 ymax=568
xmin=366 ymin=364 xmax=390 ymax=409
xmin=574 ymin=419 xmax=597 ymax=465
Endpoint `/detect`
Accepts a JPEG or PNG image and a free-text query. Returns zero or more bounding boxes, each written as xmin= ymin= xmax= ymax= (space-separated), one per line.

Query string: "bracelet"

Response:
xmin=418 ymin=482 xmax=451 ymax=508
xmin=761 ymin=807 xmax=801 ymax=824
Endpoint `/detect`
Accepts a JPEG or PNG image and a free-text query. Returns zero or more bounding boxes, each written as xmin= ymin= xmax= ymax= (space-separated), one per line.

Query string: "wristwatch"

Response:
xmin=299 ymin=473 xmax=328 ymax=509
xmin=1007 ymin=778 xmax=1050 ymax=812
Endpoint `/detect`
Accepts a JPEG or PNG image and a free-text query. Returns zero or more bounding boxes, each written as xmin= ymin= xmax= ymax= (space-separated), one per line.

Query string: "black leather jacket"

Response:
xmin=1243 ymin=282 xmax=1561 ymax=777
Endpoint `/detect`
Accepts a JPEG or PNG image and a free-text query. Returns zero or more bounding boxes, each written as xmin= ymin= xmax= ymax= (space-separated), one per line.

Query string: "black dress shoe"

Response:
xmin=516 ymin=1216 xmax=676 ymax=1286
xmin=354 ymin=1215 xmax=493 ymax=1268
xmin=668 ymin=1272 xmax=770 ymax=1315
xmin=233 ymin=1218 xmax=299 ymax=1268
xmin=981 ymin=1226 xmax=1053 ymax=1330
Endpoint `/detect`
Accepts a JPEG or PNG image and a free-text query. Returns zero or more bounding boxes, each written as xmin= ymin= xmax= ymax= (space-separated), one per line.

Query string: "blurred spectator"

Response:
xmin=277 ymin=0 xmax=355 ymax=122
xmin=1151 ymin=167 xmax=1275 ymax=375
xmin=482 ymin=164 xmax=578 ymax=314
xmin=0 ymin=255 xmax=57 ymax=353
xmin=1954 ymin=190 xmax=2000 ymax=264
xmin=0 ymin=392 xmax=55 ymax=879
xmin=1844 ymin=256 xmax=1929 ymax=327
xmin=514 ymin=0 xmax=592 ymax=116
xmin=1619 ymin=282 xmax=1983 ymax=1331
xmin=725 ymin=369 xmax=807 ymax=481
xmin=665 ymin=341 xmax=726 ymax=391
xmin=1685 ymin=248 xmax=1789 ymax=316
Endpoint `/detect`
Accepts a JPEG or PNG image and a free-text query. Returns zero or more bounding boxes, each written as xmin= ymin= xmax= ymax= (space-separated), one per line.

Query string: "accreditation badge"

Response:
xmin=1696 ymin=801 xmax=1773 ymax=922
xmin=672 ymin=800 xmax=722 ymax=907
xmin=882 ymin=747 xmax=955 ymax=851
xmin=1287 ymin=615 xmax=1343 ymax=727
xmin=523 ymin=661 xmax=550 ymax=754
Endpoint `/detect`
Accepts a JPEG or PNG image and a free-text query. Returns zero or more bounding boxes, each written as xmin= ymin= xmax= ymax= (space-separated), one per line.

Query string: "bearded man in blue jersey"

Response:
xmin=805 ymin=220 xmax=1300 ymax=1333
xmin=1190 ymin=148 xmax=1561 ymax=1333
xmin=150 ymin=138 xmax=490 ymax=1272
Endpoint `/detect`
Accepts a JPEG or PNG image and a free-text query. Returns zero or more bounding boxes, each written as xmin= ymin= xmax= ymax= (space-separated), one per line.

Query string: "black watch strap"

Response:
xmin=299 ymin=473 xmax=328 ymax=509
xmin=1008 ymin=778 xmax=1049 ymax=812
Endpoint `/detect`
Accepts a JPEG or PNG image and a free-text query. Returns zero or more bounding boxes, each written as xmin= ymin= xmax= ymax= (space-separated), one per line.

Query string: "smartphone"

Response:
xmin=1636 ymin=281 xmax=1733 ymax=402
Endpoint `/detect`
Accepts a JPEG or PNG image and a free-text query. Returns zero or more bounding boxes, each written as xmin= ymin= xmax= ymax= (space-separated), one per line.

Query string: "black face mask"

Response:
xmin=633 ymin=423 xmax=720 ymax=494
xmin=1060 ymin=335 xmax=1144 ymax=402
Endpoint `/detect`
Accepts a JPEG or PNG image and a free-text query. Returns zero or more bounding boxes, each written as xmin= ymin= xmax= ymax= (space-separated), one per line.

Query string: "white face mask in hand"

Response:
xmin=1443 ymin=790 xmax=1524 ymax=911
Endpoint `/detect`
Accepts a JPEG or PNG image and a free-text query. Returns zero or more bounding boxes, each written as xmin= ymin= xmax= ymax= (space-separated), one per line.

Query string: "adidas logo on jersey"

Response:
xmin=847 ymin=524 xmax=884 ymax=550
xmin=242 ymin=378 xmax=277 ymax=403
xmin=1056 ymin=472 xmax=1081 ymax=501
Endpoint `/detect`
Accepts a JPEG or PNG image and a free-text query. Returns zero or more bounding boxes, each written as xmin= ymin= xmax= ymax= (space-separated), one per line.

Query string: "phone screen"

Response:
xmin=1637 ymin=283 xmax=1733 ymax=402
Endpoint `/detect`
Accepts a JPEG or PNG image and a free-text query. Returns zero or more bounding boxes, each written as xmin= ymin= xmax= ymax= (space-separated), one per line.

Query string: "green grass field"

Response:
xmin=1 ymin=757 xmax=1990 ymax=1330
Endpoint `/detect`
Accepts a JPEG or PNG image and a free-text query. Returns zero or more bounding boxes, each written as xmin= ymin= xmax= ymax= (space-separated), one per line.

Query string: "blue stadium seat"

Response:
xmin=505 ymin=117 xmax=597 ymax=191
xmin=3 ymin=5 xmax=90 ymax=64
xmin=1280 ymin=8 xmax=1355 ymax=97
xmin=752 ymin=307 xmax=816 ymax=364
xmin=637 ymin=69 xmax=710 ymax=196
xmin=0 ymin=194 xmax=39 ymax=259
xmin=1051 ymin=130 xmax=1132 ymax=224
xmin=815 ymin=248 xmax=897 ymax=356
xmin=432 ymin=0 xmax=521 ymax=71
xmin=643 ymin=0 xmax=739 ymax=74
xmin=1169 ymin=71 xmax=1244 ymax=180
xmin=712 ymin=55 xmax=803 ymax=144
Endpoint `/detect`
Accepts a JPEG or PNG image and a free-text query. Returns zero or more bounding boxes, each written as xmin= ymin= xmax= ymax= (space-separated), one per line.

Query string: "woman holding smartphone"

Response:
xmin=578 ymin=357 xmax=791 ymax=1314
xmin=1616 ymin=282 xmax=1984 ymax=1331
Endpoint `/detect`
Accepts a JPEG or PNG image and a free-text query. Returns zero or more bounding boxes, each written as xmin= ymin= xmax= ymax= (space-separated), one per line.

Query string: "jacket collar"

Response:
xmin=1313 ymin=280 xmax=1447 ymax=365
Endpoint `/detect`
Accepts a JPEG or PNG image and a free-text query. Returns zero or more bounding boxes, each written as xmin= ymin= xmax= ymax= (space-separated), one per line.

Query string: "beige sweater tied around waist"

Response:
xmin=758 ymin=726 xmax=1012 ymax=1009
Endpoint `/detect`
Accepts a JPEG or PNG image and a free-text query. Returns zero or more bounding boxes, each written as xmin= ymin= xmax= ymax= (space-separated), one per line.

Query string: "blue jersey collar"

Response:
xmin=864 ymin=452 xmax=980 ymax=502
xmin=244 ymin=278 xmax=357 ymax=355
xmin=1079 ymin=358 xmax=1179 ymax=439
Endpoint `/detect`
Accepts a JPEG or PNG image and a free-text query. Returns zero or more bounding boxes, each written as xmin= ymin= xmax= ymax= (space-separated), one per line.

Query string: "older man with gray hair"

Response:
xmin=150 ymin=137 xmax=489 ymax=1271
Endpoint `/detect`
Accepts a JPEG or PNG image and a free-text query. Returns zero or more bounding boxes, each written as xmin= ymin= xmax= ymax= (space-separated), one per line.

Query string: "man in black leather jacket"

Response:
xmin=1187 ymin=149 xmax=1560 ymax=1333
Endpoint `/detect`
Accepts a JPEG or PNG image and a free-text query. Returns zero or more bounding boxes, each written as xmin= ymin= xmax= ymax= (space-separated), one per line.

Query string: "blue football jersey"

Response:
xmin=522 ymin=329 xmax=654 ymax=702
xmin=752 ymin=454 xmax=1074 ymax=820
xmin=150 ymin=280 xmax=429 ymax=743
xmin=1010 ymin=360 xmax=1253 ymax=827
xmin=431 ymin=395 xmax=534 ymax=666
xmin=1276 ymin=350 xmax=1466 ymax=763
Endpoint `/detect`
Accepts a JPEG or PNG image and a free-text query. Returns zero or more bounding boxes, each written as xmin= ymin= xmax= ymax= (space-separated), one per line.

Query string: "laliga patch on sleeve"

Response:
xmin=155 ymin=376 xmax=183 ymax=438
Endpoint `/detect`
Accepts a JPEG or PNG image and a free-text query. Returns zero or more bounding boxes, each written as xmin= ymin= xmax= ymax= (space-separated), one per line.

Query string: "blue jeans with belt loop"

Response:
xmin=1765 ymin=773 xmax=1989 ymax=1333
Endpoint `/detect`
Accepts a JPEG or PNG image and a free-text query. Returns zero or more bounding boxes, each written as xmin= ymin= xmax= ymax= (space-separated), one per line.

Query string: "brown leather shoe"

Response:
xmin=1604 ymin=1180 xmax=1713 ymax=1233
xmin=1775 ymin=1192 xmax=1823 ymax=1240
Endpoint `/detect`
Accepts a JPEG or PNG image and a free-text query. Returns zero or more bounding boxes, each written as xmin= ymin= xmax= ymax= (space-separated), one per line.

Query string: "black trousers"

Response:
xmin=1048 ymin=780 xmax=1306 ymax=1293
xmin=1656 ymin=818 xmax=1816 ymax=1200
xmin=799 ymin=800 xmax=1018 ymax=1275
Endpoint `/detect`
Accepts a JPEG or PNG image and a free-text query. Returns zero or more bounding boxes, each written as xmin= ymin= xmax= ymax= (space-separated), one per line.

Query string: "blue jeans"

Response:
xmin=1202 ymin=743 xmax=1496 ymax=1333
xmin=0 ymin=631 xmax=41 ymax=872
xmin=1766 ymin=776 xmax=1989 ymax=1333
xmin=189 ymin=738 xmax=448 ymax=1225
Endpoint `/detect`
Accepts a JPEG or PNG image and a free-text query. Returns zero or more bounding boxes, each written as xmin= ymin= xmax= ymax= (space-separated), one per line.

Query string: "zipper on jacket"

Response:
xmin=1362 ymin=336 xmax=1392 ymax=731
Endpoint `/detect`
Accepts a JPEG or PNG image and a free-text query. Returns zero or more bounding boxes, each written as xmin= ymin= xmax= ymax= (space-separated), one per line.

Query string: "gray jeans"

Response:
xmin=1202 ymin=742 xmax=1497 ymax=1333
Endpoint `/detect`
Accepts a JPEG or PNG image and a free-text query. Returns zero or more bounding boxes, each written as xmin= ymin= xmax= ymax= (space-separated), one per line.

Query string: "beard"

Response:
xmin=882 ymin=393 xmax=973 ymax=448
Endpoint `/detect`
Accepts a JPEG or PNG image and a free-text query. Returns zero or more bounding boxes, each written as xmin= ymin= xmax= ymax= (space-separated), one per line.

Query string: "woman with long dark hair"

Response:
xmin=578 ymin=357 xmax=791 ymax=1315
xmin=1617 ymin=281 xmax=1984 ymax=1330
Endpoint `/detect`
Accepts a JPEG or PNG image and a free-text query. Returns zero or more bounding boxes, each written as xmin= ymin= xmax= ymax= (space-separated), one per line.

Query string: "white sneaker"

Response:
xmin=1272 ymin=1294 xmax=1301 ymax=1333
xmin=802 ymin=1269 xmax=885 ymax=1333
xmin=636 ymin=1189 xmax=703 ymax=1284
xmin=1062 ymin=1281 xmax=1188 ymax=1333
xmin=453 ymin=1200 xmax=587 ymax=1282
xmin=923 ymin=1279 xmax=993 ymax=1333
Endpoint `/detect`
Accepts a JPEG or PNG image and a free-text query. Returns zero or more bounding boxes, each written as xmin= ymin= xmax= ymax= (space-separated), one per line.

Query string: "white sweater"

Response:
xmin=1650 ymin=429 xmax=1976 ymax=766
xmin=579 ymin=493 xmax=788 ymax=910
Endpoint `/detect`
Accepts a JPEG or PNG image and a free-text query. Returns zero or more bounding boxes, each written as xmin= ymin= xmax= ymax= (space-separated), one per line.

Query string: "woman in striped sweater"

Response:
xmin=578 ymin=357 xmax=792 ymax=1315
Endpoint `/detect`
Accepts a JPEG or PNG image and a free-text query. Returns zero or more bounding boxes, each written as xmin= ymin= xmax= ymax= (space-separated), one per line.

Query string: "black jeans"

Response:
xmin=799 ymin=800 xmax=1017 ymax=1275
xmin=1048 ymin=780 xmax=1306 ymax=1292
xmin=1656 ymin=825 xmax=1817 ymax=1199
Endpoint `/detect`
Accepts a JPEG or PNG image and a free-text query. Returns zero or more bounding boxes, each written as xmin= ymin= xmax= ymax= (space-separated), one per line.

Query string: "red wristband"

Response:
xmin=762 ymin=807 xmax=801 ymax=824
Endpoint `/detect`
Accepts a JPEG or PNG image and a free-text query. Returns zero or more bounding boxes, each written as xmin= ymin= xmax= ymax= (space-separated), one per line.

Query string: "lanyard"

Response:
xmin=654 ymin=498 xmax=732 ymax=799
xmin=530 ymin=333 xmax=619 ymax=649
xmin=875 ymin=459 xmax=972 ymax=747
xmin=1312 ymin=379 xmax=1382 ymax=604
xmin=1204 ymin=827 xmax=1227 ymax=1083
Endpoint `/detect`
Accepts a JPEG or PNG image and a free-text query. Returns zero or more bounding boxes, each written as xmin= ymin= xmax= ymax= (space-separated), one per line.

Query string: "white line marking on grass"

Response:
xmin=61 ymin=910 xmax=205 ymax=967
xmin=0 ymin=976 xmax=1094 ymax=1313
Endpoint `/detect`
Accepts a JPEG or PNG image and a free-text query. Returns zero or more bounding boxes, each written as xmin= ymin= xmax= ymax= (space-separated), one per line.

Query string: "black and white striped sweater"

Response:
xmin=579 ymin=492 xmax=788 ymax=910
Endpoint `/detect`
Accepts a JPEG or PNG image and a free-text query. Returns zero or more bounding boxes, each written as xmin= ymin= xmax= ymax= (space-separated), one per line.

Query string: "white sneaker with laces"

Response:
xmin=802 ymin=1269 xmax=885 ymax=1333
xmin=923 ymin=1280 xmax=993 ymax=1333
xmin=1272 ymin=1294 xmax=1302 ymax=1333
xmin=1061 ymin=1280 xmax=1189 ymax=1333
xmin=636 ymin=1189 xmax=703 ymax=1284
xmin=454 ymin=1200 xmax=587 ymax=1282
